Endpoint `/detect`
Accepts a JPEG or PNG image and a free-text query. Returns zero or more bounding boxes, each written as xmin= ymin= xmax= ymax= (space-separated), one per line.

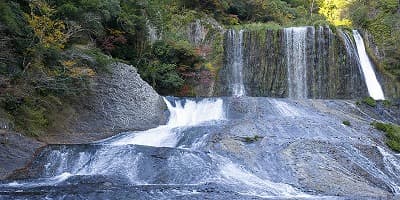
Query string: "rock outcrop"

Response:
xmin=0 ymin=59 xmax=168 ymax=178
xmin=43 ymin=61 xmax=168 ymax=143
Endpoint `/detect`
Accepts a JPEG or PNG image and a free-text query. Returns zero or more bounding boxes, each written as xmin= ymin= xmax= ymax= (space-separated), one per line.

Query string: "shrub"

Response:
xmin=243 ymin=135 xmax=263 ymax=143
xmin=372 ymin=122 xmax=400 ymax=152
xmin=362 ymin=97 xmax=377 ymax=107
xmin=83 ymin=48 xmax=114 ymax=72
xmin=14 ymin=103 xmax=48 ymax=137
xmin=382 ymin=100 xmax=392 ymax=107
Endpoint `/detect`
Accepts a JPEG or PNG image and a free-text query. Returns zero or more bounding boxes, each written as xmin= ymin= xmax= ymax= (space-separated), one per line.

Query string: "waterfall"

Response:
xmin=165 ymin=98 xmax=224 ymax=127
xmin=339 ymin=30 xmax=362 ymax=72
xmin=219 ymin=26 xmax=369 ymax=98
xmin=146 ymin=20 xmax=160 ymax=44
xmin=109 ymin=97 xmax=225 ymax=147
xmin=352 ymin=30 xmax=385 ymax=100
xmin=284 ymin=27 xmax=309 ymax=99
xmin=226 ymin=29 xmax=245 ymax=96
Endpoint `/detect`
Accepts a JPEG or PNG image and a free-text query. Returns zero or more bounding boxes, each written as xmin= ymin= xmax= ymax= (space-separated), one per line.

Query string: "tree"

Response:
xmin=318 ymin=0 xmax=352 ymax=26
xmin=26 ymin=0 xmax=67 ymax=49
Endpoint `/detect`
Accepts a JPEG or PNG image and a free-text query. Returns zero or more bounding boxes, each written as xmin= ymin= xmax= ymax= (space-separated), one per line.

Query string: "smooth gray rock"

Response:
xmin=67 ymin=62 xmax=168 ymax=140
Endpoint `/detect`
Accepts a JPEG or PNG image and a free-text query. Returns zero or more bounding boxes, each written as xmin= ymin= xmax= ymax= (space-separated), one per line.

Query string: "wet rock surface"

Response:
xmin=1 ymin=97 xmax=400 ymax=199
xmin=0 ymin=131 xmax=44 ymax=180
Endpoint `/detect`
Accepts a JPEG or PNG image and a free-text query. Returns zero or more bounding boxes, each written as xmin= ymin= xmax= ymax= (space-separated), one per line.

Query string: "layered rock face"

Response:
xmin=42 ymin=60 xmax=168 ymax=144
xmin=67 ymin=62 xmax=168 ymax=140
xmin=216 ymin=26 xmax=369 ymax=99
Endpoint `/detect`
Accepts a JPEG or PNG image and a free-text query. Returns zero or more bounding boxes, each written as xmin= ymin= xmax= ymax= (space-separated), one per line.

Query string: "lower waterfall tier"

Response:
xmin=1 ymin=97 xmax=399 ymax=199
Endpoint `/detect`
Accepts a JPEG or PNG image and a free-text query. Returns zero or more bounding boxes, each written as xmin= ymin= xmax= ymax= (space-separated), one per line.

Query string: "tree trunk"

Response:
xmin=310 ymin=0 xmax=315 ymax=17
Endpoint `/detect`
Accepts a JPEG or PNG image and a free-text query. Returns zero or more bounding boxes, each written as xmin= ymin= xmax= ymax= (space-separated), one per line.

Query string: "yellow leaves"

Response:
xmin=62 ymin=59 xmax=96 ymax=78
xmin=318 ymin=0 xmax=353 ymax=27
xmin=61 ymin=60 xmax=76 ymax=68
xmin=108 ymin=28 xmax=125 ymax=36
xmin=26 ymin=0 xmax=67 ymax=49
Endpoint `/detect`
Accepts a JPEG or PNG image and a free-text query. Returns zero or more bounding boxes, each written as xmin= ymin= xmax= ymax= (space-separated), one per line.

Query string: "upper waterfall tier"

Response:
xmin=215 ymin=26 xmax=370 ymax=99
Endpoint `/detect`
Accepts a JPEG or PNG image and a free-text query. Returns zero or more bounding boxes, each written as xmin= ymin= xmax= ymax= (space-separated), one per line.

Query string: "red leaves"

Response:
xmin=100 ymin=35 xmax=127 ymax=53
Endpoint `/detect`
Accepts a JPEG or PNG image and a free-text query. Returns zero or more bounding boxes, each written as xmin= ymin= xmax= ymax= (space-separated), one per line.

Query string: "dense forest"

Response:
xmin=0 ymin=0 xmax=399 ymax=136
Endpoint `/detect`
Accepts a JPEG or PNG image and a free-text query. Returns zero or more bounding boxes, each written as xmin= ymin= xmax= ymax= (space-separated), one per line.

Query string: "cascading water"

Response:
xmin=284 ymin=27 xmax=309 ymax=99
xmin=226 ymin=29 xmax=245 ymax=96
xmin=352 ymin=30 xmax=385 ymax=100
xmin=2 ymin=97 xmax=400 ymax=199
xmin=109 ymin=97 xmax=225 ymax=147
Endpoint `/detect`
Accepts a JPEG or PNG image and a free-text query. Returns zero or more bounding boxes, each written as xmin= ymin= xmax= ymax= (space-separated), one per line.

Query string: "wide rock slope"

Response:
xmin=1 ymin=97 xmax=400 ymax=199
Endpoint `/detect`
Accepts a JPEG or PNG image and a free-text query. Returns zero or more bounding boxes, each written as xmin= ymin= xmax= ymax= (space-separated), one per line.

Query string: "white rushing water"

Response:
xmin=352 ymin=30 xmax=385 ymax=100
xmin=227 ymin=29 xmax=246 ymax=96
xmin=285 ymin=27 xmax=309 ymax=99
xmin=146 ymin=20 xmax=160 ymax=44
xmin=110 ymin=98 xmax=225 ymax=147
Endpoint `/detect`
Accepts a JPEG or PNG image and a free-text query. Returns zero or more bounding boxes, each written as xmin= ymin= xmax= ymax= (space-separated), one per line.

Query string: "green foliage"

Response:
xmin=342 ymin=120 xmax=351 ymax=126
xmin=14 ymin=103 xmax=48 ymax=137
xmin=232 ymin=22 xmax=283 ymax=30
xmin=362 ymin=97 xmax=377 ymax=107
xmin=349 ymin=0 xmax=400 ymax=80
xmin=1 ymin=95 xmax=48 ymax=137
xmin=0 ymin=1 xmax=25 ymax=34
xmin=372 ymin=122 xmax=400 ymax=152
xmin=382 ymin=100 xmax=392 ymax=107
xmin=56 ymin=3 xmax=79 ymax=19
xmin=139 ymin=61 xmax=184 ymax=94
xmin=83 ymin=48 xmax=114 ymax=72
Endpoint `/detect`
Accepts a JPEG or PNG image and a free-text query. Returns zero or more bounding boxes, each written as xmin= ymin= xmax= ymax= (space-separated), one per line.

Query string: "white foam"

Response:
xmin=220 ymin=162 xmax=307 ymax=197
xmin=110 ymin=98 xmax=224 ymax=147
